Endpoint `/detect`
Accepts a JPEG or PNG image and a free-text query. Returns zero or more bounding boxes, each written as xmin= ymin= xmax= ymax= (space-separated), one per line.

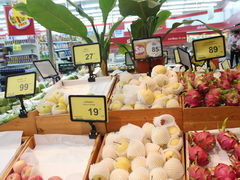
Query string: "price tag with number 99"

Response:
xmin=5 ymin=72 xmax=36 ymax=98
xmin=69 ymin=95 xmax=108 ymax=122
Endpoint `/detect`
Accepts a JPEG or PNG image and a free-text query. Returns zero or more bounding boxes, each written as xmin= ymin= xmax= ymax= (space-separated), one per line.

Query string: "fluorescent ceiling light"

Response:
xmin=164 ymin=0 xmax=222 ymax=6
xmin=162 ymin=3 xmax=217 ymax=10
xmin=171 ymin=7 xmax=209 ymax=13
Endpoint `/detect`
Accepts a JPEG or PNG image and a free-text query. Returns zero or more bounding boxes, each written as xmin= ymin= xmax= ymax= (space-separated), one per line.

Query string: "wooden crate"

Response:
xmin=96 ymin=135 xmax=186 ymax=180
xmin=183 ymin=106 xmax=240 ymax=131
xmin=1 ymin=136 xmax=31 ymax=180
xmin=108 ymin=107 xmax=183 ymax=132
xmin=0 ymin=110 xmax=38 ymax=136
xmin=36 ymin=113 xmax=107 ymax=135
xmin=3 ymin=135 xmax=102 ymax=180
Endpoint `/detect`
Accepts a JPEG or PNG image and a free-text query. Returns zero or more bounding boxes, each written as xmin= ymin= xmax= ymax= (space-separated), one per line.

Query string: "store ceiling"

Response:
xmin=0 ymin=0 xmax=228 ymax=34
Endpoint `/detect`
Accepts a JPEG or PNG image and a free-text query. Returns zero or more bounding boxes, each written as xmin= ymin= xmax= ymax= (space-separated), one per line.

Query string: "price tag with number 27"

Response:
xmin=5 ymin=72 xmax=36 ymax=98
xmin=69 ymin=95 xmax=108 ymax=123
xmin=193 ymin=36 xmax=226 ymax=61
xmin=72 ymin=43 xmax=101 ymax=65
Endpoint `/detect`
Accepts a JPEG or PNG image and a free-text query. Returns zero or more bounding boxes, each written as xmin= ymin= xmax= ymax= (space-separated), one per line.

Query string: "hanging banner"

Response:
xmin=4 ymin=5 xmax=35 ymax=36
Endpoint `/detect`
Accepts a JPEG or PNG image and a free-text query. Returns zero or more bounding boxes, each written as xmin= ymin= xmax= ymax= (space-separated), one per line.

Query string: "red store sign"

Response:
xmin=4 ymin=5 xmax=35 ymax=36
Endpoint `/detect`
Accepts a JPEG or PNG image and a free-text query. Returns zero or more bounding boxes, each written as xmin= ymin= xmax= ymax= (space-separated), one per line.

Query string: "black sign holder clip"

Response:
xmin=88 ymin=121 xmax=98 ymax=139
xmin=52 ymin=75 xmax=61 ymax=84
xmin=18 ymin=96 xmax=28 ymax=118
xmin=147 ymin=58 xmax=153 ymax=76
xmin=87 ymin=64 xmax=96 ymax=82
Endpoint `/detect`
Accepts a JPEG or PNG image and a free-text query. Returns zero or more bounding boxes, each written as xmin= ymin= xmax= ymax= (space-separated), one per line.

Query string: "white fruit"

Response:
xmin=166 ymin=70 xmax=177 ymax=79
xmin=110 ymin=101 xmax=123 ymax=110
xmin=129 ymin=79 xmax=140 ymax=86
xmin=115 ymin=138 xmax=129 ymax=156
xmin=151 ymin=127 xmax=170 ymax=146
xmin=114 ymin=157 xmax=131 ymax=171
xmin=151 ymin=97 xmax=168 ymax=108
xmin=145 ymin=143 xmax=160 ymax=155
xmin=150 ymin=167 xmax=168 ymax=180
xmin=142 ymin=136 xmax=152 ymax=145
xmin=105 ymin=132 xmax=120 ymax=145
xmin=123 ymin=85 xmax=140 ymax=105
xmin=153 ymin=74 xmax=169 ymax=87
xmin=163 ymin=148 xmax=181 ymax=160
xmin=89 ymin=162 xmax=110 ymax=180
xmin=167 ymin=124 xmax=181 ymax=136
xmin=119 ymin=124 xmax=145 ymax=142
xmin=112 ymin=93 xmax=125 ymax=104
xmin=134 ymin=103 xmax=147 ymax=110
xmin=119 ymin=71 xmax=134 ymax=83
xmin=138 ymin=89 xmax=155 ymax=105
xmin=171 ymin=82 xmax=184 ymax=95
xmin=139 ymin=75 xmax=151 ymax=82
xmin=167 ymin=135 xmax=183 ymax=151
xmin=153 ymin=114 xmax=175 ymax=127
xmin=121 ymin=104 xmax=133 ymax=110
xmin=115 ymin=81 xmax=126 ymax=92
xmin=129 ymin=167 xmax=149 ymax=180
xmin=166 ymin=99 xmax=179 ymax=108
xmin=140 ymin=78 xmax=158 ymax=91
xmin=142 ymin=123 xmax=154 ymax=138
xmin=100 ymin=158 xmax=115 ymax=172
xmin=151 ymin=65 xmax=167 ymax=77
xmin=162 ymin=87 xmax=174 ymax=95
xmin=146 ymin=152 xmax=165 ymax=170
xmin=51 ymin=104 xmax=67 ymax=115
xmin=110 ymin=169 xmax=129 ymax=180
xmin=131 ymin=156 xmax=146 ymax=171
xmin=102 ymin=145 xmax=117 ymax=159
xmin=127 ymin=140 xmax=145 ymax=159
xmin=164 ymin=158 xmax=184 ymax=180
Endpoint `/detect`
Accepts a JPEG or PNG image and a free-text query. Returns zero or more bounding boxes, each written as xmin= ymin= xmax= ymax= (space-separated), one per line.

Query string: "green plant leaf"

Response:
xmin=13 ymin=3 xmax=32 ymax=16
xmin=119 ymin=0 xmax=161 ymax=21
xmin=108 ymin=17 xmax=125 ymax=41
xmin=23 ymin=0 xmax=90 ymax=42
xmin=99 ymin=0 xmax=117 ymax=22
xmin=162 ymin=19 xmax=222 ymax=40
xmin=154 ymin=10 xmax=171 ymax=32
xmin=114 ymin=42 xmax=132 ymax=54
xmin=131 ymin=19 xmax=147 ymax=39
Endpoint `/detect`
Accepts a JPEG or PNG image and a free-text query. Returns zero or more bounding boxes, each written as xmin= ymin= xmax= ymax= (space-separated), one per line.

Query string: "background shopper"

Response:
xmin=228 ymin=30 xmax=240 ymax=68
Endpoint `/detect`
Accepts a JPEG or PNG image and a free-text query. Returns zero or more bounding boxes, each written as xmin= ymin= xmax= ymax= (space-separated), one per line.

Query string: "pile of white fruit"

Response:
xmin=89 ymin=114 xmax=184 ymax=180
xmin=109 ymin=65 xmax=184 ymax=110
xmin=36 ymin=91 xmax=69 ymax=116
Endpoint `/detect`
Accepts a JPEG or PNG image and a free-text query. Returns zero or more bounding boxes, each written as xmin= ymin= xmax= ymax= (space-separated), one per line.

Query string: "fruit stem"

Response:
xmin=221 ymin=118 xmax=229 ymax=131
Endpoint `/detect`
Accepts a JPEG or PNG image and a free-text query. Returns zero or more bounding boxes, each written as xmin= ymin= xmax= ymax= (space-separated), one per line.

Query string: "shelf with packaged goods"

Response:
xmin=6 ymin=53 xmax=39 ymax=57
xmin=4 ymin=43 xmax=37 ymax=47
xmin=6 ymin=62 xmax=33 ymax=67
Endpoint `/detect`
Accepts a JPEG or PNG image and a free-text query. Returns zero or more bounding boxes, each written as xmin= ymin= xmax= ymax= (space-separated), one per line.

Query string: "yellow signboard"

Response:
xmin=221 ymin=60 xmax=230 ymax=70
xmin=5 ymin=72 xmax=36 ymax=98
xmin=69 ymin=96 xmax=108 ymax=122
xmin=174 ymin=49 xmax=181 ymax=63
xmin=191 ymin=56 xmax=205 ymax=67
xmin=193 ymin=36 xmax=226 ymax=61
xmin=73 ymin=43 xmax=101 ymax=65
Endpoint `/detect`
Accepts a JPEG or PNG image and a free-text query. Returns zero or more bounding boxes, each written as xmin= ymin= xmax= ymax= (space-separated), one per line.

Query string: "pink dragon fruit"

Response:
xmin=217 ymin=118 xmax=238 ymax=152
xmin=214 ymin=163 xmax=236 ymax=180
xmin=233 ymin=69 xmax=240 ymax=80
xmin=205 ymin=91 xmax=221 ymax=107
xmin=235 ymin=82 xmax=240 ymax=93
xmin=224 ymin=91 xmax=240 ymax=106
xmin=234 ymin=144 xmax=240 ymax=161
xmin=221 ymin=70 xmax=234 ymax=82
xmin=192 ymin=131 xmax=216 ymax=152
xmin=233 ymin=161 xmax=240 ymax=178
xmin=189 ymin=145 xmax=209 ymax=166
xmin=218 ymin=80 xmax=231 ymax=90
xmin=196 ymin=80 xmax=210 ymax=94
xmin=189 ymin=164 xmax=212 ymax=180
xmin=188 ymin=71 xmax=196 ymax=82
xmin=185 ymin=80 xmax=202 ymax=107
xmin=204 ymin=72 xmax=215 ymax=81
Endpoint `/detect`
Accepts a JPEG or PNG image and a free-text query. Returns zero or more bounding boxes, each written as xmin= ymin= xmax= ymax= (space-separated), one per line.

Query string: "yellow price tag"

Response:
xmin=191 ymin=56 xmax=205 ymax=67
xmin=193 ymin=36 xmax=226 ymax=61
xmin=13 ymin=44 xmax=22 ymax=51
xmin=5 ymin=73 xmax=36 ymax=98
xmin=174 ymin=49 xmax=181 ymax=63
xmin=73 ymin=43 xmax=101 ymax=65
xmin=221 ymin=60 xmax=230 ymax=70
xmin=69 ymin=95 xmax=108 ymax=122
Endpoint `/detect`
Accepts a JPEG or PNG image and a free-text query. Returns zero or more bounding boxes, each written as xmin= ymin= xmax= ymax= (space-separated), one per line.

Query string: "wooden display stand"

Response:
xmin=1 ymin=136 xmax=31 ymax=179
xmin=3 ymin=135 xmax=102 ymax=180
xmin=183 ymin=105 xmax=240 ymax=131
xmin=36 ymin=113 xmax=107 ymax=135
xmin=0 ymin=110 xmax=38 ymax=136
xmin=108 ymin=107 xmax=183 ymax=132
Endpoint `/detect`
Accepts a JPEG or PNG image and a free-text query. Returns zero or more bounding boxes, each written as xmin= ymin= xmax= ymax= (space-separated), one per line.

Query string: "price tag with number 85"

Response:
xmin=69 ymin=95 xmax=108 ymax=122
